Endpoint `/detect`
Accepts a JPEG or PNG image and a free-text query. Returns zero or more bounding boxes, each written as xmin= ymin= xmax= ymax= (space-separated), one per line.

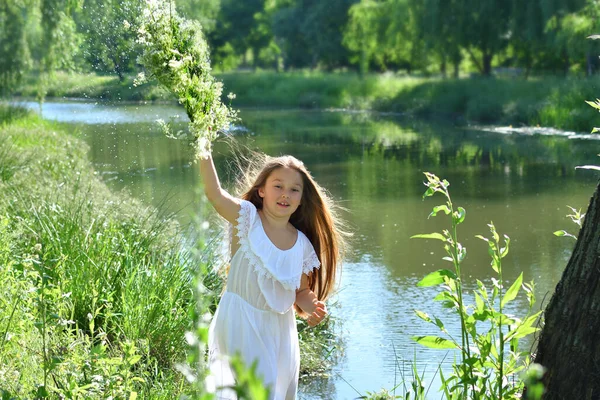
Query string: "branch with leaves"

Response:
xmin=135 ymin=0 xmax=237 ymax=159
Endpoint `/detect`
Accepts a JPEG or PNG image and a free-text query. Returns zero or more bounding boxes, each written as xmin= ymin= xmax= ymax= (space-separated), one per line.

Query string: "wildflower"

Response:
xmin=123 ymin=20 xmax=131 ymax=29
xmin=227 ymin=92 xmax=236 ymax=100
xmin=168 ymin=59 xmax=183 ymax=69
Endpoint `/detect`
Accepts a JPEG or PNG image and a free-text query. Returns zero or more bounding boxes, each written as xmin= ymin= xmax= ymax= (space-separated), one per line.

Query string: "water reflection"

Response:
xmin=28 ymin=101 xmax=599 ymax=399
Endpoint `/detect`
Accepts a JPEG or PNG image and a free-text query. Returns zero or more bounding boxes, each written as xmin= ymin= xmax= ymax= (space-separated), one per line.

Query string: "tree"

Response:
xmin=459 ymin=0 xmax=512 ymax=76
xmin=73 ymin=0 xmax=143 ymax=80
xmin=343 ymin=0 xmax=387 ymax=74
xmin=176 ymin=0 xmax=220 ymax=34
xmin=0 ymin=0 xmax=30 ymax=96
xmin=409 ymin=0 xmax=463 ymax=77
xmin=532 ymin=177 xmax=600 ymax=399
xmin=274 ymin=0 xmax=357 ymax=70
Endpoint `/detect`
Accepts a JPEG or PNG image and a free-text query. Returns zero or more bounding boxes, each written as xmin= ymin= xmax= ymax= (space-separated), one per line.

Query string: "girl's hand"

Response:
xmin=307 ymin=301 xmax=327 ymax=327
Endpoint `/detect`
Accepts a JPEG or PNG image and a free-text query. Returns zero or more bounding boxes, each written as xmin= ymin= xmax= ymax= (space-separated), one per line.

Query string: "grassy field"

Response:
xmin=14 ymin=70 xmax=600 ymax=132
xmin=0 ymin=105 xmax=336 ymax=398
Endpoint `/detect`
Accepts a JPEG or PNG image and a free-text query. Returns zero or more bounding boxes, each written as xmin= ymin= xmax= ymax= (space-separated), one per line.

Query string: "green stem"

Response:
xmin=0 ymin=296 xmax=20 ymax=355
xmin=497 ymin=238 xmax=504 ymax=400
xmin=447 ymin=192 xmax=474 ymax=397
xmin=41 ymin=272 xmax=48 ymax=395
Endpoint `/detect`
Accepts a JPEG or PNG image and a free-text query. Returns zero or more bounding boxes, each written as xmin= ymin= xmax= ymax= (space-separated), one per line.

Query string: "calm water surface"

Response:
xmin=26 ymin=100 xmax=600 ymax=399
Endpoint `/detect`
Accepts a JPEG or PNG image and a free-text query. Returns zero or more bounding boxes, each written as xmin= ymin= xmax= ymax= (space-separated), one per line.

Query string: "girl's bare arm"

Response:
xmin=199 ymin=155 xmax=240 ymax=224
xmin=296 ymin=274 xmax=327 ymax=327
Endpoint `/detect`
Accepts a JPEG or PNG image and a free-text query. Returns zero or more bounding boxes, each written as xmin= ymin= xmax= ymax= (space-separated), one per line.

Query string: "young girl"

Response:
xmin=199 ymin=150 xmax=345 ymax=400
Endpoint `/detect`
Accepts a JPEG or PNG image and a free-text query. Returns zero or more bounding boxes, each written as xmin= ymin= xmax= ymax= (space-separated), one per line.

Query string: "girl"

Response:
xmin=199 ymin=150 xmax=345 ymax=400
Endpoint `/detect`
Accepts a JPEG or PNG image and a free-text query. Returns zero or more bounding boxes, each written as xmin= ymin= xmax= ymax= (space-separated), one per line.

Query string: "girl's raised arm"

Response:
xmin=199 ymin=155 xmax=240 ymax=224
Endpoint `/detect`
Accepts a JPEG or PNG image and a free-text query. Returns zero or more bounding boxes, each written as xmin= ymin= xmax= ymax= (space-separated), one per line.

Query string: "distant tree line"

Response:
xmin=1 ymin=0 xmax=600 ymax=95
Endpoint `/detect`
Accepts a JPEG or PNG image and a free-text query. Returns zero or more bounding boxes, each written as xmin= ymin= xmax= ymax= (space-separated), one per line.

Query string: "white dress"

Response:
xmin=208 ymin=199 xmax=321 ymax=400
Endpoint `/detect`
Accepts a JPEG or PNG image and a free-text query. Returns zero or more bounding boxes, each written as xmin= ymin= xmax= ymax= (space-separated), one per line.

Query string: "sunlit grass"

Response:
xmin=0 ymin=108 xmax=198 ymax=397
xmin=15 ymin=71 xmax=172 ymax=102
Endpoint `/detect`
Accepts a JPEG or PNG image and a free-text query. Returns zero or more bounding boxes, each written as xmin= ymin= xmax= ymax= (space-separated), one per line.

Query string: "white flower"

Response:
xmin=184 ymin=331 xmax=198 ymax=346
xmin=227 ymin=92 xmax=236 ymax=100
xmin=123 ymin=20 xmax=131 ymax=29
xmin=168 ymin=59 xmax=183 ymax=69
xmin=133 ymin=72 xmax=146 ymax=87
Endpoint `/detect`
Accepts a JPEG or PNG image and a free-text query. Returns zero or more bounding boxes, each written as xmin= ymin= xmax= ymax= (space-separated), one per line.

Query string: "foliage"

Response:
xmin=135 ymin=0 xmax=237 ymax=159
xmin=553 ymin=206 xmax=584 ymax=240
xmin=72 ymin=0 xmax=143 ymax=81
xmin=411 ymin=172 xmax=543 ymax=399
xmin=0 ymin=1 xmax=30 ymax=96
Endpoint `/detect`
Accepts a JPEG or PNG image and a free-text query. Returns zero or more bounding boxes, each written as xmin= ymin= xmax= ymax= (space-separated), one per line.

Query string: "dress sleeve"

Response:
xmin=302 ymin=237 xmax=321 ymax=275
xmin=234 ymin=199 xmax=257 ymax=241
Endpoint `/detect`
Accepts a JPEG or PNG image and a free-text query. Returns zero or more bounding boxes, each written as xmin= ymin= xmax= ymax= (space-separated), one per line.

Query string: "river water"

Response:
xmin=25 ymin=99 xmax=600 ymax=399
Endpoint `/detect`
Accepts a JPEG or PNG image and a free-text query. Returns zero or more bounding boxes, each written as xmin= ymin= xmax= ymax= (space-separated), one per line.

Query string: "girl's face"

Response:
xmin=258 ymin=167 xmax=304 ymax=218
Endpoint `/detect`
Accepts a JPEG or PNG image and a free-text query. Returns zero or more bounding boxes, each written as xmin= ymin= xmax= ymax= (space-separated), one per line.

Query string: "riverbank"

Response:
xmin=0 ymin=104 xmax=199 ymax=397
xmin=0 ymin=105 xmax=335 ymax=398
xmin=15 ymin=71 xmax=600 ymax=132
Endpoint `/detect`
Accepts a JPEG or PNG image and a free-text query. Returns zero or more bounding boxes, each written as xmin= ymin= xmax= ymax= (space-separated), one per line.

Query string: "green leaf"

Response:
xmin=412 ymin=335 xmax=458 ymax=349
xmin=475 ymin=292 xmax=484 ymax=313
xmin=453 ymin=207 xmax=466 ymax=225
xmin=423 ymin=187 xmax=435 ymax=198
xmin=417 ymin=269 xmax=457 ymax=287
xmin=553 ymin=230 xmax=567 ymax=237
xmin=434 ymin=317 xmax=445 ymax=330
xmin=429 ymin=204 xmax=450 ymax=218
xmin=592 ymin=127 xmax=600 ymax=133
xmin=415 ymin=310 xmax=431 ymax=323
xmin=586 ymin=99 xmax=600 ymax=109
xmin=411 ymin=233 xmax=446 ymax=241
xmin=501 ymin=272 xmax=523 ymax=308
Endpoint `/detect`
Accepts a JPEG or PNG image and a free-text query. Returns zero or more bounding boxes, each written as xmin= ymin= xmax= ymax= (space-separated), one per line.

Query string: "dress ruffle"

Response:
xmin=234 ymin=200 xmax=320 ymax=292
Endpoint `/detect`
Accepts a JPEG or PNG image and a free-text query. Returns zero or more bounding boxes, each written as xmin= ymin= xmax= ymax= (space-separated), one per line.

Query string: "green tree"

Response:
xmin=274 ymin=0 xmax=357 ymax=70
xmin=73 ymin=0 xmax=143 ymax=80
xmin=410 ymin=0 xmax=463 ymax=77
xmin=458 ymin=0 xmax=512 ymax=76
xmin=210 ymin=0 xmax=266 ymax=67
xmin=176 ymin=0 xmax=220 ymax=34
xmin=343 ymin=0 xmax=386 ymax=75
xmin=540 ymin=0 xmax=587 ymax=75
xmin=546 ymin=0 xmax=600 ymax=76
xmin=0 ymin=0 xmax=30 ymax=96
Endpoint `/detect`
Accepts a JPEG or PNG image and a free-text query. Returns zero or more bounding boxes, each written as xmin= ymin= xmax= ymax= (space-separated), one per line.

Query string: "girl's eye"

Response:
xmin=292 ymin=188 xmax=300 ymax=192
xmin=274 ymin=185 xmax=281 ymax=189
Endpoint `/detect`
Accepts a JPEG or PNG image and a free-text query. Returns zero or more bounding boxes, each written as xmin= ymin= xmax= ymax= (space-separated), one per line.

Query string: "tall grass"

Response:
xmin=0 ymin=107 xmax=199 ymax=397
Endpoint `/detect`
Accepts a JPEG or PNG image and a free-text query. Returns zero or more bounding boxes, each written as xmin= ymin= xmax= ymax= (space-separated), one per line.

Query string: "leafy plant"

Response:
xmin=135 ymin=0 xmax=237 ymax=159
xmin=411 ymin=172 xmax=542 ymax=399
xmin=553 ymin=206 xmax=584 ymax=240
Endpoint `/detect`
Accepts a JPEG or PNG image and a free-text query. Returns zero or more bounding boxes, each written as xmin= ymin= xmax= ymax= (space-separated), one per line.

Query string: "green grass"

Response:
xmin=0 ymin=105 xmax=198 ymax=397
xmin=15 ymin=71 xmax=173 ymax=102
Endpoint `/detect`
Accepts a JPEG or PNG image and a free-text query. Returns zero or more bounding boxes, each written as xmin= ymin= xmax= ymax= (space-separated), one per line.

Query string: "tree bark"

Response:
xmin=482 ymin=52 xmax=493 ymax=77
xmin=533 ymin=179 xmax=600 ymax=400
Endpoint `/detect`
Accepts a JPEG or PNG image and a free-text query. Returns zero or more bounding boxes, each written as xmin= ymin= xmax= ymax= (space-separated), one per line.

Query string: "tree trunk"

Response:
xmin=440 ymin=52 xmax=447 ymax=78
xmin=482 ymin=52 xmax=493 ymax=77
xmin=533 ymin=179 xmax=600 ymax=400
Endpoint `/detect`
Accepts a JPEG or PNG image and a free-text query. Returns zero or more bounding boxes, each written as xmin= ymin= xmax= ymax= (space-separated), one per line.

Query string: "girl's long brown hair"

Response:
xmin=238 ymin=154 xmax=347 ymax=303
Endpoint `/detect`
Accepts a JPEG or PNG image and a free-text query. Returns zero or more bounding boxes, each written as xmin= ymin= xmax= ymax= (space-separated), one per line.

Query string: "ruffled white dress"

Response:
xmin=208 ymin=199 xmax=321 ymax=400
